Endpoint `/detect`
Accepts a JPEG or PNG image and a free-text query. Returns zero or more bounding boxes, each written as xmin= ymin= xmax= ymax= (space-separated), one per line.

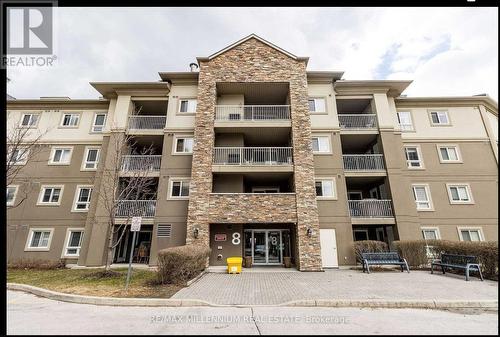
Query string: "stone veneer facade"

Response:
xmin=186 ymin=37 xmax=323 ymax=271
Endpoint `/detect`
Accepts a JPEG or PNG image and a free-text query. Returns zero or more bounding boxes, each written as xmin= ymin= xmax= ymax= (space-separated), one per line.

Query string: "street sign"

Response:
xmin=131 ymin=216 xmax=142 ymax=232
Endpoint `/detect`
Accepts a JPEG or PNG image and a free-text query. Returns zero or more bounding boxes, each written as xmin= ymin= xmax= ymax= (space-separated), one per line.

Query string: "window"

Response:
xmin=421 ymin=227 xmax=440 ymax=240
xmin=73 ymin=186 xmax=92 ymax=211
xmin=308 ymin=98 xmax=326 ymax=113
xmin=26 ymin=229 xmax=53 ymax=250
xmin=404 ymin=146 xmax=423 ymax=168
xmin=20 ymin=113 xmax=40 ymax=127
xmin=458 ymin=228 xmax=483 ymax=242
xmin=61 ymin=113 xmax=80 ymax=127
xmin=170 ymin=179 xmax=190 ymax=198
xmin=353 ymin=229 xmax=369 ymax=241
xmin=82 ymin=147 xmax=100 ymax=170
xmin=174 ymin=137 xmax=194 ymax=154
xmin=315 ymin=179 xmax=336 ymax=199
xmin=429 ymin=111 xmax=450 ymax=125
xmin=311 ymin=136 xmax=331 ymax=153
xmin=397 ymin=111 xmax=414 ymax=131
xmin=63 ymin=229 xmax=84 ymax=256
xmin=252 ymin=187 xmax=280 ymax=193
xmin=179 ymin=99 xmax=197 ymax=113
xmin=412 ymin=184 xmax=433 ymax=210
xmin=92 ymin=113 xmax=107 ymax=132
xmin=8 ymin=148 xmax=29 ymax=165
xmin=38 ymin=186 xmax=63 ymax=205
xmin=447 ymin=184 xmax=473 ymax=204
xmin=7 ymin=186 xmax=18 ymax=206
xmin=438 ymin=145 xmax=461 ymax=163
xmin=49 ymin=147 xmax=72 ymax=164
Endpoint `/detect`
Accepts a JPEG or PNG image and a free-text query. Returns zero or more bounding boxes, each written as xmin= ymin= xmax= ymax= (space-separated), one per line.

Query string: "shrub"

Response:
xmin=157 ymin=245 xmax=210 ymax=285
xmin=352 ymin=240 xmax=388 ymax=263
xmin=8 ymin=258 xmax=66 ymax=270
xmin=394 ymin=240 xmax=498 ymax=280
xmin=393 ymin=240 xmax=433 ymax=268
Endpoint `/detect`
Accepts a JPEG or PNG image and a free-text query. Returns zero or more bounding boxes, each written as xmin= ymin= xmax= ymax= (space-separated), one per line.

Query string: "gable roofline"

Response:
xmin=197 ymin=34 xmax=309 ymax=65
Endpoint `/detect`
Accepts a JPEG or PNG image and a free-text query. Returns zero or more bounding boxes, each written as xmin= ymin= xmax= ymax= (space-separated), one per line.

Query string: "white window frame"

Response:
xmin=61 ymin=228 xmax=85 ymax=257
xmin=397 ymin=111 xmax=414 ymax=131
xmin=19 ymin=113 xmax=40 ymax=128
xmin=48 ymin=146 xmax=73 ymax=165
xmin=81 ymin=146 xmax=101 ymax=171
xmin=178 ymin=98 xmax=197 ymax=114
xmin=172 ymin=136 xmax=194 ymax=155
xmin=437 ymin=144 xmax=462 ymax=163
xmin=8 ymin=147 xmax=29 ymax=165
xmin=251 ymin=186 xmax=280 ymax=193
xmin=446 ymin=183 xmax=474 ymax=204
xmin=37 ymin=185 xmax=64 ymax=206
xmin=429 ymin=110 xmax=451 ymax=126
xmin=315 ymin=178 xmax=337 ymax=200
xmin=311 ymin=134 xmax=332 ymax=154
xmin=404 ymin=145 xmax=424 ymax=169
xmin=353 ymin=229 xmax=369 ymax=241
xmin=25 ymin=228 xmax=54 ymax=251
xmin=60 ymin=113 xmax=81 ymax=127
xmin=91 ymin=113 xmax=107 ymax=133
xmin=168 ymin=178 xmax=190 ymax=200
xmin=457 ymin=227 xmax=484 ymax=242
xmin=421 ymin=227 xmax=441 ymax=240
xmin=72 ymin=185 xmax=93 ymax=212
xmin=7 ymin=185 xmax=19 ymax=206
xmin=308 ymin=97 xmax=327 ymax=114
xmin=411 ymin=184 xmax=434 ymax=211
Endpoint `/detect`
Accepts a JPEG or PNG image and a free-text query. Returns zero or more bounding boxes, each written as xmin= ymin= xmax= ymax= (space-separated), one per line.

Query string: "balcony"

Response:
xmin=120 ymin=155 xmax=161 ymax=174
xmin=209 ymin=193 xmax=297 ymax=223
xmin=213 ymin=147 xmax=293 ymax=173
xmin=348 ymin=199 xmax=394 ymax=220
xmin=115 ymin=200 xmax=157 ymax=218
xmin=338 ymin=114 xmax=377 ymax=130
xmin=214 ymin=105 xmax=291 ymax=128
xmin=127 ymin=116 xmax=166 ymax=131
xmin=343 ymin=154 xmax=386 ymax=176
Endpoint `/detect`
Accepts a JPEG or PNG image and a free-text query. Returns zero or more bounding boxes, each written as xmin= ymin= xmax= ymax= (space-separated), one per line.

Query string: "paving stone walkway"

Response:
xmin=172 ymin=269 xmax=498 ymax=305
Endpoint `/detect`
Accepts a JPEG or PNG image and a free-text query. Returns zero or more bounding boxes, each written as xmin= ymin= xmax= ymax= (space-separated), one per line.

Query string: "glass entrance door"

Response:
xmin=267 ymin=231 xmax=281 ymax=264
xmin=249 ymin=229 xmax=286 ymax=265
xmin=252 ymin=231 xmax=267 ymax=264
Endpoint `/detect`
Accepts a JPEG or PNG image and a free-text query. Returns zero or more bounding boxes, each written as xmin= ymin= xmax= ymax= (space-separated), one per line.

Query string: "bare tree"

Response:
xmin=6 ymin=114 xmax=49 ymax=208
xmin=98 ymin=133 xmax=158 ymax=271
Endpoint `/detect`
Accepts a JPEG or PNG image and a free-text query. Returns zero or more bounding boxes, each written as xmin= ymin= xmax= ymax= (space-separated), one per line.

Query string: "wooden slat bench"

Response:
xmin=361 ymin=252 xmax=410 ymax=274
xmin=431 ymin=253 xmax=483 ymax=281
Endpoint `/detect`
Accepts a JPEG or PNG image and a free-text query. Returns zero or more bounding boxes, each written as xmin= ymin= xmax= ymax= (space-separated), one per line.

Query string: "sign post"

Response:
xmin=125 ymin=216 xmax=142 ymax=290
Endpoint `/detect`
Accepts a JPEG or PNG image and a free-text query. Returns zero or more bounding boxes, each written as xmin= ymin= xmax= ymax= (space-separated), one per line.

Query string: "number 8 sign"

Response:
xmin=232 ymin=232 xmax=241 ymax=245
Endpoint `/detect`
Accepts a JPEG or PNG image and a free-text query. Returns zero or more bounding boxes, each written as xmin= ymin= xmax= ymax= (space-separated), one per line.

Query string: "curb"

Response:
xmin=7 ymin=283 xmax=498 ymax=309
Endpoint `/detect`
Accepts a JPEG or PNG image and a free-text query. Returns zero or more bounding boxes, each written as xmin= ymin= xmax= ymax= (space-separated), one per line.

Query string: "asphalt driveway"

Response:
xmin=172 ymin=269 xmax=498 ymax=305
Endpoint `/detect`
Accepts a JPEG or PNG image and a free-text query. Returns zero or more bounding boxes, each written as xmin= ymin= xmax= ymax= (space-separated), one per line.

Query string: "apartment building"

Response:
xmin=6 ymin=34 xmax=498 ymax=271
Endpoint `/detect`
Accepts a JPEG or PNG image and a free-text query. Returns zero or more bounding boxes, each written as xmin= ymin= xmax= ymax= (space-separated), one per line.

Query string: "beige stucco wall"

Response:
xmin=308 ymin=83 xmax=339 ymax=129
xmin=165 ymin=84 xmax=198 ymax=129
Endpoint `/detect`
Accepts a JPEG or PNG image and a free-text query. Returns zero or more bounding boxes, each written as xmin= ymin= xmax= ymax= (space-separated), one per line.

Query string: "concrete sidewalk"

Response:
xmin=172 ymin=269 xmax=498 ymax=305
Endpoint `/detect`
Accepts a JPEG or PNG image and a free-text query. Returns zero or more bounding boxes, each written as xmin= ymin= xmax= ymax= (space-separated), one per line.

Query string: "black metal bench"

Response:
xmin=431 ymin=253 xmax=483 ymax=281
xmin=361 ymin=252 xmax=409 ymax=274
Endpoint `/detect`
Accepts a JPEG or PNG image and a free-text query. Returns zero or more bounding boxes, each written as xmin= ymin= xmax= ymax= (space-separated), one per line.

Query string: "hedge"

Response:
xmin=352 ymin=240 xmax=388 ymax=263
xmin=157 ymin=245 xmax=211 ymax=285
xmin=8 ymin=258 xmax=66 ymax=270
xmin=394 ymin=240 xmax=498 ymax=280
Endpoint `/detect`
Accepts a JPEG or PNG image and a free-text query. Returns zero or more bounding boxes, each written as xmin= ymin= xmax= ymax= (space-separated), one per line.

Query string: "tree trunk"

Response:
xmin=105 ymin=222 xmax=115 ymax=271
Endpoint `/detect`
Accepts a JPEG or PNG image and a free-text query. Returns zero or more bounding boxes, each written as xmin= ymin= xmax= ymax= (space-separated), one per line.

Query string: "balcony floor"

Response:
xmin=212 ymin=165 xmax=294 ymax=173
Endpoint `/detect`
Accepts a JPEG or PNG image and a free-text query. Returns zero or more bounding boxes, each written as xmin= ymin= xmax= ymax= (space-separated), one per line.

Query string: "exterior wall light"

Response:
xmin=306 ymin=228 xmax=313 ymax=237
xmin=193 ymin=228 xmax=199 ymax=239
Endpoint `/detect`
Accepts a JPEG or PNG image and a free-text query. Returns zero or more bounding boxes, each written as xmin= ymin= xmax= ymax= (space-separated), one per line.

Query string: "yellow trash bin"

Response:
xmin=227 ymin=257 xmax=243 ymax=274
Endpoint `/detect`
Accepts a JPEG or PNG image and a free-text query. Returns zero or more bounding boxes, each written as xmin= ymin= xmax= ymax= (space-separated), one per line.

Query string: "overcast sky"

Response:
xmin=6 ymin=7 xmax=498 ymax=101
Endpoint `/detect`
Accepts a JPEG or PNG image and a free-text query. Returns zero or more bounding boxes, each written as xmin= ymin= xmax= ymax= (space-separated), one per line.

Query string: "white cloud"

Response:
xmin=6 ymin=7 xmax=498 ymax=101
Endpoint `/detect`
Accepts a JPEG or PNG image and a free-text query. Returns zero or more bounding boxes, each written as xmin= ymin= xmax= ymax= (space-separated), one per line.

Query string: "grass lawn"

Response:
xmin=7 ymin=268 xmax=184 ymax=298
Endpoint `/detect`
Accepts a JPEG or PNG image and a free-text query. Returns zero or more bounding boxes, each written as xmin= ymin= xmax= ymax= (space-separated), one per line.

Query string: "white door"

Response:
xmin=320 ymin=229 xmax=338 ymax=268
